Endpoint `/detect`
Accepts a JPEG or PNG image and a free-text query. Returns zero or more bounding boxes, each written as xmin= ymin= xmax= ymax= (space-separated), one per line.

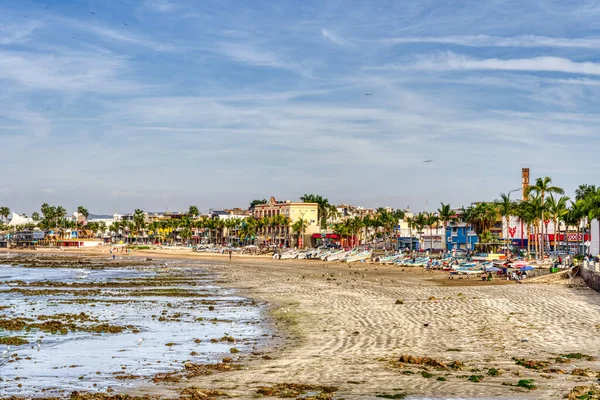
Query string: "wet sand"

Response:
xmin=3 ymin=248 xmax=600 ymax=399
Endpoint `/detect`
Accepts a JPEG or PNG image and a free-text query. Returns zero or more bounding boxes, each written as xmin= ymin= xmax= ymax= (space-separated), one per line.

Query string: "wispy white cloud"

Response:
xmin=215 ymin=43 xmax=311 ymax=76
xmin=61 ymin=18 xmax=179 ymax=52
xmin=379 ymin=53 xmax=600 ymax=76
xmin=0 ymin=21 xmax=42 ymax=45
xmin=143 ymin=0 xmax=178 ymax=13
xmin=0 ymin=51 xmax=139 ymax=92
xmin=381 ymin=35 xmax=600 ymax=49
xmin=321 ymin=29 xmax=353 ymax=47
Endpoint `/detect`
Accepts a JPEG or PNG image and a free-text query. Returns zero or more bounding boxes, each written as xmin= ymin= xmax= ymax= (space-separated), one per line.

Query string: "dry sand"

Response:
xmin=3 ymin=248 xmax=600 ymax=399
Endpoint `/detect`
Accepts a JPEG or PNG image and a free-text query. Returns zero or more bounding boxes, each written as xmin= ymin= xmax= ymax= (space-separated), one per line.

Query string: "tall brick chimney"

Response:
xmin=522 ymin=168 xmax=530 ymax=201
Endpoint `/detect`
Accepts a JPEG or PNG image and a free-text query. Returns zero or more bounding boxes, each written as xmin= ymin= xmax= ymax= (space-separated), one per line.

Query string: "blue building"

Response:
xmin=446 ymin=223 xmax=478 ymax=251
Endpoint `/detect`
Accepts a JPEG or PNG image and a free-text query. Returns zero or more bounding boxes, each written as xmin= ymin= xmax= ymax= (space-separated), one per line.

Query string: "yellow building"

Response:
xmin=253 ymin=197 xmax=320 ymax=246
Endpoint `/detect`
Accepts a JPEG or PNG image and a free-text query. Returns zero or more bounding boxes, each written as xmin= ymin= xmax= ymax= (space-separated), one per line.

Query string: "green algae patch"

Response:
xmin=0 ymin=336 xmax=30 ymax=346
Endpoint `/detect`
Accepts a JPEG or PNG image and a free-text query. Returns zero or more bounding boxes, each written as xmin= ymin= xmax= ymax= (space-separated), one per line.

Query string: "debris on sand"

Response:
xmin=256 ymin=383 xmax=338 ymax=399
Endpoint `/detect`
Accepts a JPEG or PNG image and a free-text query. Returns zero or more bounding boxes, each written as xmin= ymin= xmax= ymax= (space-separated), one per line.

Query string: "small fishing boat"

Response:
xmin=345 ymin=251 xmax=372 ymax=263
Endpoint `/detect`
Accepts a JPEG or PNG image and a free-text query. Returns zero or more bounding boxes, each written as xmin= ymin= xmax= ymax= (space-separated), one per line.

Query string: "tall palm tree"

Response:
xmin=300 ymin=194 xmax=331 ymax=229
xmin=495 ymin=193 xmax=514 ymax=252
xmin=437 ymin=203 xmax=453 ymax=252
xmin=332 ymin=222 xmax=350 ymax=247
xmin=526 ymin=177 xmax=564 ymax=258
xmin=405 ymin=216 xmax=414 ymax=251
xmin=413 ymin=213 xmax=428 ymax=251
xmin=291 ymin=218 xmax=308 ymax=248
xmin=55 ymin=206 xmax=67 ymax=228
xmin=77 ymin=206 xmax=89 ymax=219
xmin=546 ymin=194 xmax=570 ymax=252
xmin=425 ymin=212 xmax=439 ymax=252
xmin=362 ymin=214 xmax=373 ymax=245
xmin=348 ymin=216 xmax=364 ymax=247
xmin=0 ymin=207 xmax=10 ymax=223
xmin=582 ymin=187 xmax=600 ymax=255
xmin=239 ymin=221 xmax=257 ymax=246
xmin=575 ymin=184 xmax=596 ymax=201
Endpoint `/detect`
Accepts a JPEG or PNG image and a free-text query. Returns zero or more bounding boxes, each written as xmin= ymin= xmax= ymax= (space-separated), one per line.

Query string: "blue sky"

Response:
xmin=2 ymin=0 xmax=600 ymax=215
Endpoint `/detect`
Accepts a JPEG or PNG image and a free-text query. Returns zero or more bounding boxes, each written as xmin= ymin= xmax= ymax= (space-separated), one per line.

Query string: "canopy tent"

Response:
xmin=7 ymin=212 xmax=34 ymax=226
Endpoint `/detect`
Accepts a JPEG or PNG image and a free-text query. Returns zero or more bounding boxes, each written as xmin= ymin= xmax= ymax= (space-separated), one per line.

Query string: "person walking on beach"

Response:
xmin=229 ymin=250 xmax=232 ymax=261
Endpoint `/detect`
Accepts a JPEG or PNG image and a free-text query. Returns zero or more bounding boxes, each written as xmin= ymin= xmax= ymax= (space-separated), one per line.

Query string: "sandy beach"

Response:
xmin=2 ymin=248 xmax=600 ymax=399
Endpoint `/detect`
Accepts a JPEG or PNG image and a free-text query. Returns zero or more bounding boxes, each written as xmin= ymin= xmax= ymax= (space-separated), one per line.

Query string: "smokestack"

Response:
xmin=522 ymin=168 xmax=530 ymax=201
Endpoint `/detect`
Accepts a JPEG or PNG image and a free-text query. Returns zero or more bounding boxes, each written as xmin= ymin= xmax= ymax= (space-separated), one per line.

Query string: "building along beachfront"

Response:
xmin=253 ymin=197 xmax=319 ymax=247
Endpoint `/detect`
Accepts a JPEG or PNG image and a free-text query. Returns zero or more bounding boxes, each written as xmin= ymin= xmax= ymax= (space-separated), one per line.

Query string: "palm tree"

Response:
xmin=526 ymin=177 xmax=564 ymax=258
xmin=0 ymin=207 xmax=10 ymax=223
xmin=348 ymin=216 xmax=364 ymax=247
xmin=575 ymin=184 xmax=596 ymax=201
xmin=425 ymin=212 xmax=439 ymax=252
xmin=413 ymin=212 xmax=428 ymax=251
xmin=332 ymin=222 xmax=350 ymax=247
xmin=300 ymin=194 xmax=331 ymax=229
xmin=291 ymin=218 xmax=308 ymax=248
xmin=55 ymin=206 xmax=67 ymax=228
xmin=437 ymin=203 xmax=453 ymax=252
xmin=132 ymin=209 xmax=146 ymax=243
xmin=239 ymin=221 xmax=257 ymax=246
xmin=362 ymin=214 xmax=373 ymax=245
xmin=495 ymin=193 xmax=514 ymax=252
xmin=31 ymin=212 xmax=41 ymax=222
xmin=581 ymin=187 xmax=600 ymax=255
xmin=77 ymin=206 xmax=89 ymax=219
xmin=546 ymin=194 xmax=570 ymax=252
xmin=187 ymin=205 xmax=199 ymax=217
xmin=405 ymin=216 xmax=414 ymax=251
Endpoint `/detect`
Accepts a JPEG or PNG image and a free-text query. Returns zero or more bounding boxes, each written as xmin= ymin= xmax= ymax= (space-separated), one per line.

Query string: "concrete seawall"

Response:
xmin=581 ymin=261 xmax=600 ymax=292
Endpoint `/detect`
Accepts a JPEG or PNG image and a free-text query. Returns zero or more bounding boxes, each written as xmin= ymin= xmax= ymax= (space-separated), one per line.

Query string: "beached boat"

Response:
xmin=345 ymin=251 xmax=371 ymax=263
xmin=326 ymin=250 xmax=346 ymax=261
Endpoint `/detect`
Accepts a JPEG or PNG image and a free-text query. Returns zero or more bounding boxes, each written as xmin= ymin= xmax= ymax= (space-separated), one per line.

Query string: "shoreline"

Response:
xmin=2 ymin=248 xmax=600 ymax=399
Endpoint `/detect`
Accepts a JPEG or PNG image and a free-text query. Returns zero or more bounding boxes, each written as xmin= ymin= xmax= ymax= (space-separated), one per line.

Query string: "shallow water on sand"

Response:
xmin=0 ymin=263 xmax=266 ymax=396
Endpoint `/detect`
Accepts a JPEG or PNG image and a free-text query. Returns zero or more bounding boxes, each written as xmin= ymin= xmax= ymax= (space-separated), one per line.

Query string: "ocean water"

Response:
xmin=0 ymin=263 xmax=266 ymax=396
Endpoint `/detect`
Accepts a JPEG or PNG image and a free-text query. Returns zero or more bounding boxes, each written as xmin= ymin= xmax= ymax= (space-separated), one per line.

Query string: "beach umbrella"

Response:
xmin=486 ymin=267 xmax=501 ymax=272
xmin=520 ymin=266 xmax=535 ymax=271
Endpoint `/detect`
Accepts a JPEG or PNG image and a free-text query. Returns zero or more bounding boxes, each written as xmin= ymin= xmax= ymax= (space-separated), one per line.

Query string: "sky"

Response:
xmin=1 ymin=0 xmax=600 ymax=215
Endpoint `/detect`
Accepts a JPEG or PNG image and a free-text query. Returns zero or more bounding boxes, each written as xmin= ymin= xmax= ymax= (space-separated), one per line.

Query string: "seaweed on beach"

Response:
xmin=151 ymin=362 xmax=242 ymax=383
xmin=560 ymin=353 xmax=596 ymax=361
xmin=513 ymin=357 xmax=548 ymax=370
xmin=393 ymin=355 xmax=464 ymax=371
xmin=0 ymin=316 xmax=131 ymax=334
xmin=0 ymin=336 xmax=29 ymax=345
xmin=179 ymin=387 xmax=229 ymax=399
xmin=0 ymin=392 xmax=159 ymax=400
xmin=256 ymin=383 xmax=338 ymax=399
xmin=565 ymin=384 xmax=600 ymax=399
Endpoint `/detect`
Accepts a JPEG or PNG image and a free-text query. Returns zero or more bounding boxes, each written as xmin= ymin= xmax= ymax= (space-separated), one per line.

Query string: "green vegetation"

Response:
xmin=375 ymin=394 xmax=406 ymax=399
xmin=0 ymin=336 xmax=30 ymax=346
xmin=516 ymin=379 xmax=536 ymax=390
xmin=468 ymin=375 xmax=484 ymax=383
